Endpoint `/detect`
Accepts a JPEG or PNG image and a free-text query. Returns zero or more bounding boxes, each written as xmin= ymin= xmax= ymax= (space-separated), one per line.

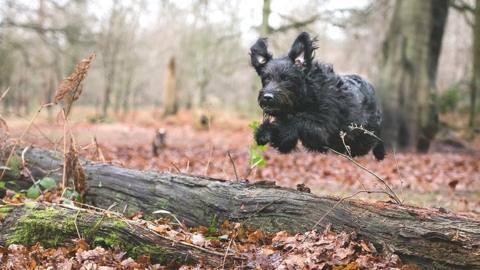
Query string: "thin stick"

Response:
xmin=338 ymin=132 xmax=367 ymax=191
xmin=74 ymin=209 xmax=82 ymax=239
xmin=61 ymin=108 xmax=68 ymax=190
xmin=170 ymin=162 xmax=181 ymax=173
xmin=392 ymin=147 xmax=404 ymax=203
xmin=309 ymin=190 xmax=388 ymax=231
xmin=287 ymin=189 xmax=389 ymax=254
xmin=222 ymin=225 xmax=239 ymax=268
xmin=20 ymin=146 xmax=36 ymax=185
xmin=0 ymin=87 xmax=10 ymax=102
xmin=227 ymin=151 xmax=239 ymax=181
xmin=0 ymin=103 xmax=54 ymax=181
xmin=328 ymin=147 xmax=401 ymax=204
xmin=204 ymin=147 xmax=213 ymax=175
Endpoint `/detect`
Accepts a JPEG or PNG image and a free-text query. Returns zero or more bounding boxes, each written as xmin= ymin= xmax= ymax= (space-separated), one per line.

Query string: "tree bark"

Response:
xmin=1 ymin=147 xmax=480 ymax=270
xmin=470 ymin=0 xmax=480 ymax=131
xmin=376 ymin=0 xmax=448 ymax=152
xmin=162 ymin=57 xmax=178 ymax=117
xmin=261 ymin=0 xmax=272 ymax=35
xmin=0 ymin=203 xmax=241 ymax=267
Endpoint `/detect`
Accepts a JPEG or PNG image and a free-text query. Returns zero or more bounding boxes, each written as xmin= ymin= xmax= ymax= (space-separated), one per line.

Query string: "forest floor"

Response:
xmin=2 ymin=108 xmax=480 ymax=269
xmin=5 ymin=109 xmax=480 ymax=217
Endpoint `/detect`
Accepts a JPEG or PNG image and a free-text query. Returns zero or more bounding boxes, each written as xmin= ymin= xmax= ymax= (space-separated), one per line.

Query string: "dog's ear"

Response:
xmin=250 ymin=38 xmax=272 ymax=75
xmin=288 ymin=32 xmax=317 ymax=70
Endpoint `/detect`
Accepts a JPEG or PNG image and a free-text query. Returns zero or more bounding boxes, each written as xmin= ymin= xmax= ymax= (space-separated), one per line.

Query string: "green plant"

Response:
xmin=439 ymin=87 xmax=461 ymax=113
xmin=62 ymin=188 xmax=81 ymax=202
xmin=25 ymin=177 xmax=59 ymax=200
xmin=248 ymin=121 xmax=267 ymax=169
xmin=207 ymin=215 xmax=218 ymax=236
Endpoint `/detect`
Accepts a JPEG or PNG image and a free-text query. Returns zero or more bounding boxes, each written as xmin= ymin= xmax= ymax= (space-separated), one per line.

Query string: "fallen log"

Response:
xmin=0 ymin=203 xmax=242 ymax=267
xmin=1 ymin=146 xmax=480 ymax=269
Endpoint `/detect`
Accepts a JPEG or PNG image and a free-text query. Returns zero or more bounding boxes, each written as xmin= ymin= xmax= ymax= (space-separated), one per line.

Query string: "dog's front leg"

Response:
xmin=294 ymin=112 xmax=331 ymax=152
xmin=255 ymin=117 xmax=299 ymax=153
xmin=255 ymin=121 xmax=274 ymax=146
xmin=268 ymin=116 xmax=299 ymax=153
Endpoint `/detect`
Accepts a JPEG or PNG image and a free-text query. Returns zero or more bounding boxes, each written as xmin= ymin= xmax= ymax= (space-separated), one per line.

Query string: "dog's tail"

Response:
xmin=372 ymin=142 xmax=385 ymax=161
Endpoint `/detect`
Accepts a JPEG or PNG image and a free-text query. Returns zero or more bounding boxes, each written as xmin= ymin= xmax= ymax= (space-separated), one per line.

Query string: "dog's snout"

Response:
xmin=263 ymin=93 xmax=274 ymax=101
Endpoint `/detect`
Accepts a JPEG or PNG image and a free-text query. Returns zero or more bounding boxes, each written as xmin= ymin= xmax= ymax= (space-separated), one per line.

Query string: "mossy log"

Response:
xmin=0 ymin=203 xmax=242 ymax=267
xmin=2 ymin=147 xmax=480 ymax=269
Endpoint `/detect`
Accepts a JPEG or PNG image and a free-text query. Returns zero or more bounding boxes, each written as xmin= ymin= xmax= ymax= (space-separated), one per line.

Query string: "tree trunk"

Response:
xmin=261 ymin=0 xmax=272 ymax=35
xmin=1 ymin=146 xmax=479 ymax=269
xmin=376 ymin=0 xmax=448 ymax=152
xmin=162 ymin=57 xmax=177 ymax=117
xmin=0 ymin=203 xmax=241 ymax=267
xmin=470 ymin=0 xmax=480 ymax=131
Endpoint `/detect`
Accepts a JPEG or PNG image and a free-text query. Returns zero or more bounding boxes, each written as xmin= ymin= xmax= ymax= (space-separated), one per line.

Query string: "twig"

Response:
xmin=348 ymin=123 xmax=383 ymax=142
xmin=227 ymin=151 xmax=239 ymax=181
xmin=87 ymin=203 xmax=117 ymax=241
xmin=0 ymin=103 xmax=54 ymax=181
xmin=392 ymin=147 xmax=404 ymax=203
xmin=309 ymin=190 xmax=388 ymax=231
xmin=338 ymin=132 xmax=367 ymax=191
xmin=152 ymin=209 xmax=187 ymax=231
xmin=61 ymin=108 xmax=68 ymax=190
xmin=0 ymin=87 xmax=10 ymax=102
xmin=339 ymin=131 xmax=352 ymax=157
xmin=204 ymin=147 xmax=213 ymax=175
xmin=20 ymin=146 xmax=36 ymax=185
xmin=170 ymin=162 xmax=181 ymax=173
xmin=328 ymin=147 xmax=401 ymax=204
xmin=222 ymin=223 xmax=240 ymax=268
xmin=287 ymin=189 xmax=389 ymax=254
xmin=74 ymin=209 xmax=82 ymax=239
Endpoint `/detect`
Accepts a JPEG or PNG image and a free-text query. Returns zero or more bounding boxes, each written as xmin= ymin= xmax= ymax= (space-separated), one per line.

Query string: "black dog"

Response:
xmin=250 ymin=32 xmax=385 ymax=160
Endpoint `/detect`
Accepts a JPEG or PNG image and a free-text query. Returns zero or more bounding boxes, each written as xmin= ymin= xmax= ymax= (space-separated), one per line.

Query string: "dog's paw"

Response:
xmin=255 ymin=123 xmax=272 ymax=145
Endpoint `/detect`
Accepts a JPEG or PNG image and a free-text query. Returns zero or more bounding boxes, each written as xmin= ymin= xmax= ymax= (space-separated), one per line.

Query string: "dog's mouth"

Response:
xmin=261 ymin=106 xmax=282 ymax=116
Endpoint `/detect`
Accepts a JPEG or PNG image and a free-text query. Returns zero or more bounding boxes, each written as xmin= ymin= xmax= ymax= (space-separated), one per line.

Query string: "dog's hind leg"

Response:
xmin=372 ymin=142 xmax=385 ymax=161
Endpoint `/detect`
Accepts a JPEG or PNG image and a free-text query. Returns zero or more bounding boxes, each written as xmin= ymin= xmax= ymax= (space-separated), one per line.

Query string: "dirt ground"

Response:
xmin=4 ymin=109 xmax=480 ymax=217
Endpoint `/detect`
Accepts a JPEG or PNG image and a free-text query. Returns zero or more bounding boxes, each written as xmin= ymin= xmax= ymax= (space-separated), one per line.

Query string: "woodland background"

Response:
xmin=0 ymin=1 xmax=480 ymax=268
xmin=1 ymin=0 xmax=479 ymax=148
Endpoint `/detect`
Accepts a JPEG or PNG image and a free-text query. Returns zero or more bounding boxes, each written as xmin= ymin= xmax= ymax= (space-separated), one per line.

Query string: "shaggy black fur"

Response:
xmin=250 ymin=32 xmax=385 ymax=160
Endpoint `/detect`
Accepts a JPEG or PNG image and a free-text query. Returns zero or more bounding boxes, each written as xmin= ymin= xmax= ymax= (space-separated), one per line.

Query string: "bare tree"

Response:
xmin=470 ymin=0 xmax=480 ymax=131
xmin=376 ymin=0 xmax=449 ymax=151
xmin=163 ymin=57 xmax=177 ymax=116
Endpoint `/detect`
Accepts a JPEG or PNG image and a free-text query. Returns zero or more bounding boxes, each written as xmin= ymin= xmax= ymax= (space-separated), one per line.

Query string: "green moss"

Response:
xmin=0 ymin=205 xmax=14 ymax=219
xmin=0 ymin=205 xmax=14 ymax=214
xmin=92 ymin=231 xmax=123 ymax=248
xmin=6 ymin=155 xmax=20 ymax=177
xmin=112 ymin=219 xmax=127 ymax=229
xmin=91 ymin=226 xmax=167 ymax=263
xmin=130 ymin=245 xmax=167 ymax=261
xmin=7 ymin=206 xmax=77 ymax=247
xmin=154 ymin=198 xmax=169 ymax=210
xmin=7 ymin=205 xmax=168 ymax=264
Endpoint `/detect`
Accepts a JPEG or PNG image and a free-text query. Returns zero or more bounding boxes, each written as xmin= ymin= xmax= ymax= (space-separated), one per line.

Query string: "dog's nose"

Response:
xmin=263 ymin=93 xmax=274 ymax=101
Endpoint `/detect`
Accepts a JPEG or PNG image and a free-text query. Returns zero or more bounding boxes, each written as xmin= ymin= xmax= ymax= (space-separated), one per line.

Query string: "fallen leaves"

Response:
xmin=0 ymin=243 xmax=164 ymax=269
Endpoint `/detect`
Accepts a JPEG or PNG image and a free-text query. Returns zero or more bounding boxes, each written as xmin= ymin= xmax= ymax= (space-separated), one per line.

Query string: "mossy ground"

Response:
xmin=5 ymin=205 xmax=167 ymax=263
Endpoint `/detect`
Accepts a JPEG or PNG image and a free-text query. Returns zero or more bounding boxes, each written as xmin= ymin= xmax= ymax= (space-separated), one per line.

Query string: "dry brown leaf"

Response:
xmin=73 ymin=239 xmax=90 ymax=251
xmin=54 ymin=53 xmax=95 ymax=115
xmin=64 ymin=137 xmax=86 ymax=199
